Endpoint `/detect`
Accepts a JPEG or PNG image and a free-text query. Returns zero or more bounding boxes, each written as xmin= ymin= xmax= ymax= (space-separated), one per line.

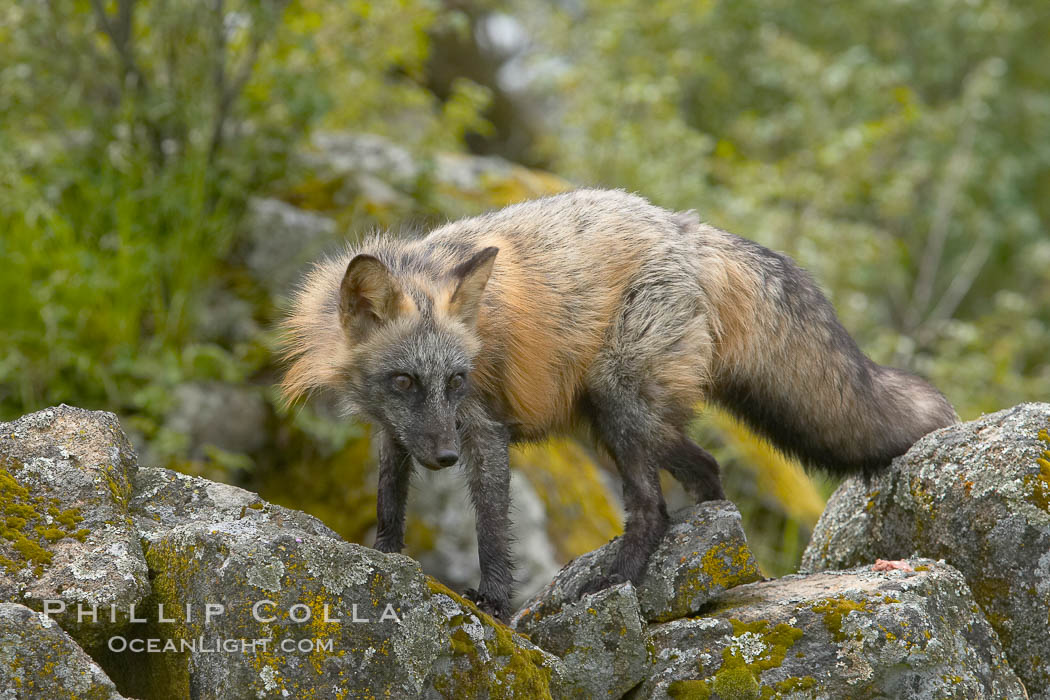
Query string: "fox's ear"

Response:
xmin=449 ymin=246 xmax=498 ymax=325
xmin=339 ymin=254 xmax=404 ymax=341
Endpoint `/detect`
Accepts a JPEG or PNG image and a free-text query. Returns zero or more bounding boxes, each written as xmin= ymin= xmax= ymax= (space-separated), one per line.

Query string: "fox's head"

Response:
xmin=315 ymin=245 xmax=498 ymax=470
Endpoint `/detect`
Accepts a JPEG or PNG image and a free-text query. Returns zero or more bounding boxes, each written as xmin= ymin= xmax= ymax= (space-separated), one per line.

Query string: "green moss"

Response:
xmin=712 ymin=651 xmax=761 ymax=699
xmin=136 ymin=539 xmax=199 ymax=699
xmin=669 ymin=618 xmax=807 ymax=699
xmin=427 ymin=577 xmax=554 ymax=699
xmin=772 ymin=676 xmax=816 ymax=694
xmin=728 ymin=619 xmax=804 ymax=672
xmin=913 ymin=565 xmax=930 ymax=572
xmin=968 ymin=576 xmax=1014 ymax=648
xmin=36 ymin=527 xmax=69 ymax=543
xmin=811 ymin=597 xmax=872 ymax=642
xmin=450 ymin=627 xmax=476 ymax=656
xmin=668 ymin=679 xmax=713 ymax=699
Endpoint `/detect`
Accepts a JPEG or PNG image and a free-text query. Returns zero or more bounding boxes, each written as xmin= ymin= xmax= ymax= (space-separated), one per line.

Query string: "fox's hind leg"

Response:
xmin=662 ymin=435 xmax=726 ymax=503
xmin=579 ymin=386 xmax=672 ymax=593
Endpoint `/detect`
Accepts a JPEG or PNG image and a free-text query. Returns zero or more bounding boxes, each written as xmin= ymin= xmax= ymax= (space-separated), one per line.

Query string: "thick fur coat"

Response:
xmin=281 ymin=189 xmax=957 ymax=619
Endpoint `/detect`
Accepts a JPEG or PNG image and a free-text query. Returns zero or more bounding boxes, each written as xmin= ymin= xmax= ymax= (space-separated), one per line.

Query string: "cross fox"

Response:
xmin=281 ymin=189 xmax=957 ymax=620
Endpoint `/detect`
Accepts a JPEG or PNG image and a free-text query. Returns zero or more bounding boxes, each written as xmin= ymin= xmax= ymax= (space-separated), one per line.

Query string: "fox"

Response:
xmin=280 ymin=188 xmax=957 ymax=620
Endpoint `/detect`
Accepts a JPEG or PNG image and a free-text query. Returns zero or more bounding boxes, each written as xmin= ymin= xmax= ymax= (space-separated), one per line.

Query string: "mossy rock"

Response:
xmin=802 ymin=404 xmax=1050 ymax=696
xmin=514 ymin=501 xmax=761 ymax=630
xmin=0 ymin=602 xmax=126 ymax=699
xmin=642 ymin=561 xmax=1025 ymax=699
xmin=0 ymin=405 xmax=149 ymax=648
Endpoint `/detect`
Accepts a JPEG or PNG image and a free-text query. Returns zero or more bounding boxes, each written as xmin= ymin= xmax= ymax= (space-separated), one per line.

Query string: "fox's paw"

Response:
xmin=576 ymin=572 xmax=627 ymax=599
xmin=372 ymin=538 xmax=402 ymax=554
xmin=463 ymin=588 xmax=510 ymax=622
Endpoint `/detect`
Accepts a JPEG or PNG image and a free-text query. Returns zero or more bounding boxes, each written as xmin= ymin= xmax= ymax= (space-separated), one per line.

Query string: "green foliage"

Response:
xmin=526 ymin=0 xmax=1050 ymax=420
xmin=0 ymin=1 xmax=487 ymax=445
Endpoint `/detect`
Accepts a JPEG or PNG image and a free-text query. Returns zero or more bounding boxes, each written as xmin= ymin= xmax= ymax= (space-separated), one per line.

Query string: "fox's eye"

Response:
xmin=392 ymin=374 xmax=413 ymax=391
xmin=448 ymin=373 xmax=465 ymax=391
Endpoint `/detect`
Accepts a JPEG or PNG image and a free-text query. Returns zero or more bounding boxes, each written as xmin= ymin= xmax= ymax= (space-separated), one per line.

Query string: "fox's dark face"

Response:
xmin=356 ymin=327 xmax=474 ymax=469
xmin=338 ymin=245 xmax=498 ymax=470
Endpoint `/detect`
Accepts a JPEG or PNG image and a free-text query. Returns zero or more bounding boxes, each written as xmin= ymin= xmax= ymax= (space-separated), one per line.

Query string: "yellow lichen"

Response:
xmin=811 ymin=596 xmax=872 ymax=642
xmin=0 ymin=463 xmax=90 ymax=576
xmin=1024 ymin=425 xmax=1050 ymax=512
xmin=700 ymin=542 xmax=760 ymax=589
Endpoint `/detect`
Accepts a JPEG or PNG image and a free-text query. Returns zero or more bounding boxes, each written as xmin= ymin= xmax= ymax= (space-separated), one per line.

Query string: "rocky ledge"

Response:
xmin=2 ymin=403 xmax=1047 ymax=698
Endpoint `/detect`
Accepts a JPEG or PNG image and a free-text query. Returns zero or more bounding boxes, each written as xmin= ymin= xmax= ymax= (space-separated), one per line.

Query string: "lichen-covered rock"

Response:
xmin=424 ymin=580 xmax=568 ymax=699
xmin=130 ymin=465 xmax=339 ymax=542
xmin=108 ymin=516 xmax=561 ymax=699
xmin=802 ymin=403 xmax=1050 ymax=698
xmin=301 ymin=131 xmax=570 ymax=214
xmin=239 ymin=196 xmax=339 ymax=295
xmin=0 ymin=405 xmax=150 ymax=647
xmin=164 ymin=382 xmax=272 ymax=460
xmin=637 ymin=560 xmax=1026 ymax=699
xmin=0 ymin=602 xmax=125 ymax=700
xmin=518 ymin=582 xmax=652 ymax=698
xmin=514 ymin=501 xmax=761 ymax=628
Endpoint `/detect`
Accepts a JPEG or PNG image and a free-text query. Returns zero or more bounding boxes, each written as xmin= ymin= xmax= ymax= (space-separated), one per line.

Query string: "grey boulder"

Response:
xmin=802 ymin=403 xmax=1050 ymax=698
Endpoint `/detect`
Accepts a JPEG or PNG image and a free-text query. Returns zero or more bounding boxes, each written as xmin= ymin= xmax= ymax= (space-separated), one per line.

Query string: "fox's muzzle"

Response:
xmin=418 ymin=427 xmax=460 ymax=470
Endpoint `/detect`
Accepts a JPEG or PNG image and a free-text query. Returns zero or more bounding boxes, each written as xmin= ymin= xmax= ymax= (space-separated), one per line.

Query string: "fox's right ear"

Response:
xmin=339 ymin=254 xmax=405 ymax=341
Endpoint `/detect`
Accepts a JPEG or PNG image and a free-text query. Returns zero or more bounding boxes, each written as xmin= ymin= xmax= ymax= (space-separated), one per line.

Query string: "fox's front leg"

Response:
xmin=373 ymin=430 xmax=413 ymax=554
xmin=462 ymin=419 xmax=516 ymax=621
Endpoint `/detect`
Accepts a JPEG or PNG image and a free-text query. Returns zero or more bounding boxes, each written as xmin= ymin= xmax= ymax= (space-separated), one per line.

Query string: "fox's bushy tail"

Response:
xmin=696 ymin=224 xmax=958 ymax=477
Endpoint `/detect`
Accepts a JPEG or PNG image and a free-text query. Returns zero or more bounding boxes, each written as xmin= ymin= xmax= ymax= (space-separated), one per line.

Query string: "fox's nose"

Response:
xmin=436 ymin=450 xmax=459 ymax=467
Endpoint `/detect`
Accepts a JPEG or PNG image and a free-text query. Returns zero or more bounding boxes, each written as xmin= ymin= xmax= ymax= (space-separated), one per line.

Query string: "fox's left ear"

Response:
xmin=449 ymin=246 xmax=498 ymax=325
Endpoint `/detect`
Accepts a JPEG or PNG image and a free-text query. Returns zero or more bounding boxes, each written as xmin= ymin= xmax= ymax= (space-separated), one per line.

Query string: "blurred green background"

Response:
xmin=2 ymin=0 xmax=1047 ymax=596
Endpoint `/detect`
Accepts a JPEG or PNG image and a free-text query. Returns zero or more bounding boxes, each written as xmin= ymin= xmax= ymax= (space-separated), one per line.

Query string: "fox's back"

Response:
xmin=415 ymin=189 xmax=702 ymax=436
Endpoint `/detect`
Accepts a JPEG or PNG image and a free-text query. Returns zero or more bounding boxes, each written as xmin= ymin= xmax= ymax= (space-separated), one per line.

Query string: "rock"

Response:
xmin=0 ymin=602 xmax=126 ymax=700
xmin=432 ymin=151 xmax=569 ymax=206
xmin=164 ymin=381 xmax=272 ymax=460
xmin=0 ymin=405 xmax=150 ymax=647
xmin=514 ymin=501 xmax=762 ymax=628
xmin=637 ymin=560 xmax=1027 ymax=699
xmin=521 ymin=582 xmax=652 ymax=698
xmin=129 ymin=466 xmax=340 ymax=542
xmin=802 ymin=403 xmax=1050 ymax=697
xmin=109 ymin=517 xmax=562 ymax=699
xmin=308 ymin=131 xmax=420 ymax=186
xmin=240 ymin=196 xmax=340 ymax=296
xmin=425 ymin=581 xmax=568 ymax=700
xmin=193 ymin=285 xmax=260 ymax=344
xmin=7 ymin=402 xmax=1044 ymax=699
xmin=298 ymin=131 xmax=569 ymax=217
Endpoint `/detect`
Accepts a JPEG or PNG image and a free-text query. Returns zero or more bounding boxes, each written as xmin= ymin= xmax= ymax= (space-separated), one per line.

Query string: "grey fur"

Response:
xmin=282 ymin=188 xmax=958 ymax=620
